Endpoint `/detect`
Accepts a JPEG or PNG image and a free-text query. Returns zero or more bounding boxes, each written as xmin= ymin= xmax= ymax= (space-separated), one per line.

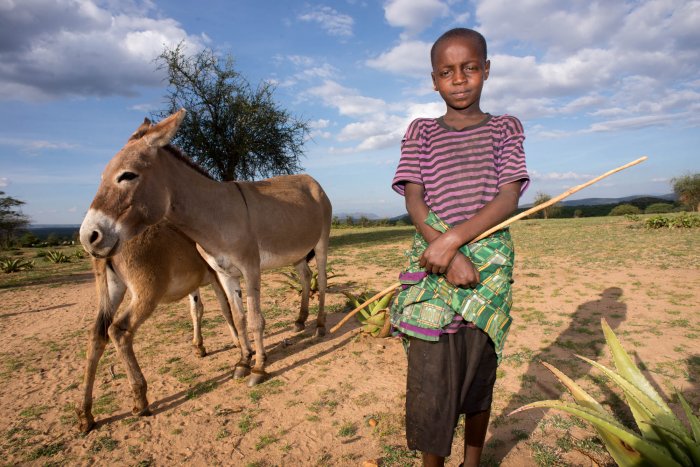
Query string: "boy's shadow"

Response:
xmin=493 ymin=286 xmax=627 ymax=463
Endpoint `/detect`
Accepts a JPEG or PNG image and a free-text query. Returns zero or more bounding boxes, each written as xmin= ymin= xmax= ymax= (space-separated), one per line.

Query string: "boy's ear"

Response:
xmin=431 ymin=72 xmax=438 ymax=91
xmin=484 ymin=60 xmax=491 ymax=80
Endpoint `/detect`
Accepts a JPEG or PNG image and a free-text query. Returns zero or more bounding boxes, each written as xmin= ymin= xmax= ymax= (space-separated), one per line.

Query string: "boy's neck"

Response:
xmin=443 ymin=107 xmax=488 ymax=130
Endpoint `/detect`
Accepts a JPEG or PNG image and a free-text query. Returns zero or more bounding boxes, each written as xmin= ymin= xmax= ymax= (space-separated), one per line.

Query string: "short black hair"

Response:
xmin=430 ymin=28 xmax=487 ymax=67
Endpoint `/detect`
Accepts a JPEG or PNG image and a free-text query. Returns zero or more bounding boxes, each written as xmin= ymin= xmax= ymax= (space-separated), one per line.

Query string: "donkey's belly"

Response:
xmin=259 ymin=248 xmax=310 ymax=270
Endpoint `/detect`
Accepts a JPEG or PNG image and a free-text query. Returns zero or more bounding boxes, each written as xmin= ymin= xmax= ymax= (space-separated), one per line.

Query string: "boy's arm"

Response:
xmin=404 ymin=182 xmax=441 ymax=243
xmin=419 ymin=181 xmax=523 ymax=271
xmin=404 ymin=183 xmax=478 ymax=286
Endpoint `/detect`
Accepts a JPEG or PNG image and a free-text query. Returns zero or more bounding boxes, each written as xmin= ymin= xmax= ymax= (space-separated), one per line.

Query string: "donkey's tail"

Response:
xmin=306 ymin=249 xmax=316 ymax=262
xmin=92 ymin=258 xmax=115 ymax=340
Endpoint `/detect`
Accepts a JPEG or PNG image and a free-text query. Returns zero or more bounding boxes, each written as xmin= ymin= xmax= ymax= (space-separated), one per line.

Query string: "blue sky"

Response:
xmin=1 ymin=0 xmax=698 ymax=225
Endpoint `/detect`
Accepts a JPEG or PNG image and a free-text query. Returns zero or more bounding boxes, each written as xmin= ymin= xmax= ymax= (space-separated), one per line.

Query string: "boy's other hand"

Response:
xmin=419 ymin=233 xmax=460 ymax=274
xmin=446 ymin=253 xmax=480 ymax=288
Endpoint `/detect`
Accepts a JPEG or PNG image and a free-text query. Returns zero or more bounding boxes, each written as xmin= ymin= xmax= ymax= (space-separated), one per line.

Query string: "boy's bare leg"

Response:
xmin=463 ymin=408 xmax=491 ymax=467
xmin=422 ymin=452 xmax=445 ymax=467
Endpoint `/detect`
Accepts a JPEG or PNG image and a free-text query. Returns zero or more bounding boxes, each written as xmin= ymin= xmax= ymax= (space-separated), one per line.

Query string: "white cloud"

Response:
xmin=384 ymin=0 xmax=449 ymax=36
xmin=529 ymin=170 xmax=590 ymax=181
xmin=366 ymin=40 xmax=432 ymax=77
xmin=0 ymin=0 xmax=206 ymax=100
xmin=0 ymin=136 xmax=77 ymax=153
xmin=298 ymin=6 xmax=354 ymax=37
xmin=0 ymin=177 xmax=7 ymax=188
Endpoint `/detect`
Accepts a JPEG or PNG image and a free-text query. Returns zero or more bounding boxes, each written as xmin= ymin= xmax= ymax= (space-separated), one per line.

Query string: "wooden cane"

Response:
xmin=329 ymin=156 xmax=648 ymax=334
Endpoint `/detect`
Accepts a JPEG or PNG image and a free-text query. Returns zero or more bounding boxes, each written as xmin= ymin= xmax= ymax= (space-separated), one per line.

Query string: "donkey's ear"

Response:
xmin=128 ymin=118 xmax=152 ymax=141
xmin=143 ymin=109 xmax=186 ymax=148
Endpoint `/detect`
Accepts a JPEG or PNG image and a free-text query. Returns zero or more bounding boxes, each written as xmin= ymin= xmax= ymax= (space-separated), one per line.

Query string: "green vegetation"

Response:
xmin=513 ymin=319 xmax=700 ymax=466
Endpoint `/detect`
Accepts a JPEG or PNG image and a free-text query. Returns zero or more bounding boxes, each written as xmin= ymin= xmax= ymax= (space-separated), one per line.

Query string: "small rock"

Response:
xmin=368 ymin=418 xmax=378 ymax=427
xmin=362 ymin=459 xmax=379 ymax=467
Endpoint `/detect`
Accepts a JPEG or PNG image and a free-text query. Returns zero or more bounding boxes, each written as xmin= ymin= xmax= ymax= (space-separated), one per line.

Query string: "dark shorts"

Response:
xmin=405 ymin=325 xmax=497 ymax=457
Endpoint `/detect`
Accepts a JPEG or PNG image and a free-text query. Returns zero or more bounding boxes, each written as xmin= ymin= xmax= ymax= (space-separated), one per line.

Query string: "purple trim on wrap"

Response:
xmin=398 ymin=321 xmax=443 ymax=338
xmin=399 ymin=271 xmax=428 ymax=290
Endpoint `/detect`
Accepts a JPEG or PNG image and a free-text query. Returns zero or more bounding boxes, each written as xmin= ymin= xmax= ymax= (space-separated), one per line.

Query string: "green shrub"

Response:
xmin=644 ymin=203 xmax=674 ymax=214
xmin=644 ymin=213 xmax=700 ymax=229
xmin=609 ymin=204 xmax=641 ymax=216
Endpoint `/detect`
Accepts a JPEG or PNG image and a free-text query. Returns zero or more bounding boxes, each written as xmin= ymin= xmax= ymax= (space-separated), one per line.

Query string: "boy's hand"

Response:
xmin=419 ymin=232 xmax=460 ymax=274
xmin=446 ymin=253 xmax=480 ymax=288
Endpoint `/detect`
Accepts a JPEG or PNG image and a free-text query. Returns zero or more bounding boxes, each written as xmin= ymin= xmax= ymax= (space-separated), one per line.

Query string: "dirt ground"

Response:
xmin=1 ymin=227 xmax=699 ymax=466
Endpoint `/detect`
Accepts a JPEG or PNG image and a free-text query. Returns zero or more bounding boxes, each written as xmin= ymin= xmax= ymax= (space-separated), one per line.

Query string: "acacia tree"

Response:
xmin=155 ymin=43 xmax=309 ymax=182
xmin=672 ymin=173 xmax=700 ymax=212
xmin=0 ymin=191 xmax=30 ymax=249
xmin=531 ymin=192 xmax=561 ymax=219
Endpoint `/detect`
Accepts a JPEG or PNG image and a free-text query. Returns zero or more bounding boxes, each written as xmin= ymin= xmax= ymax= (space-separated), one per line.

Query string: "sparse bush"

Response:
xmin=609 ymin=204 xmax=641 ymax=216
xmin=644 ymin=202 xmax=674 ymax=214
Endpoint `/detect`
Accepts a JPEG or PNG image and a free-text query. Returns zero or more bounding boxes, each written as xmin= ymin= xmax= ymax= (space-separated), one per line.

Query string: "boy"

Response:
xmin=390 ymin=28 xmax=529 ymax=467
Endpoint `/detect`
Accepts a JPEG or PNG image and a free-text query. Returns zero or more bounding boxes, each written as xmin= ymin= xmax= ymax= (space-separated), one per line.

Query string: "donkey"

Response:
xmin=79 ymin=109 xmax=332 ymax=392
xmin=77 ymin=220 xmax=239 ymax=432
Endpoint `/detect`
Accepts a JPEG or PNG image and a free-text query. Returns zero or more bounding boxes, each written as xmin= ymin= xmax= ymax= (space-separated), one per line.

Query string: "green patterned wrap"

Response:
xmin=390 ymin=211 xmax=515 ymax=362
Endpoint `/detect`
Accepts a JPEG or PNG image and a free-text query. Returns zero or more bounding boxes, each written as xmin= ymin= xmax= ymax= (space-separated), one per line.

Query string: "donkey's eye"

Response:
xmin=117 ymin=172 xmax=138 ymax=183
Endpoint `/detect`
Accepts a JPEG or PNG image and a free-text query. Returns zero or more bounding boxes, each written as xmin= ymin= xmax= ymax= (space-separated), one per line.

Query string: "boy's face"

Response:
xmin=431 ymin=36 xmax=490 ymax=113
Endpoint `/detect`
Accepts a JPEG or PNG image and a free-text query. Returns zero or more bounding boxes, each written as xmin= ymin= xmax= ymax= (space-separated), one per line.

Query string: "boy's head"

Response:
xmin=430 ymin=28 xmax=490 ymax=114
xmin=431 ymin=28 xmax=487 ymax=68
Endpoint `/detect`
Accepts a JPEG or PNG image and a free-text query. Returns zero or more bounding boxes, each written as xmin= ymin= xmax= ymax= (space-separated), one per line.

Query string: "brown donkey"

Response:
xmin=78 ymin=221 xmax=239 ymax=432
xmin=79 ymin=109 xmax=332 ymax=393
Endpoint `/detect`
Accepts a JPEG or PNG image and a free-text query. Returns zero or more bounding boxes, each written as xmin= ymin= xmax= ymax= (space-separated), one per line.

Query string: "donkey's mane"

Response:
xmin=162 ymin=144 xmax=216 ymax=181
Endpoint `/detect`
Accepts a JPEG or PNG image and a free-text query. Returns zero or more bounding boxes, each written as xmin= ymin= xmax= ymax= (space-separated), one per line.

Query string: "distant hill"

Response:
xmin=334 ymin=212 xmax=381 ymax=220
xmin=26 ymin=224 xmax=80 ymax=241
xmin=522 ymin=193 xmax=677 ymax=208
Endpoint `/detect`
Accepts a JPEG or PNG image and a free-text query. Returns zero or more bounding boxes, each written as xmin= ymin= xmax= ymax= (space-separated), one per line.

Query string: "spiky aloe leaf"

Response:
xmin=642 ymin=421 xmax=700 ymax=466
xmin=678 ymin=392 xmax=700 ymax=444
xmin=601 ymin=319 xmax=674 ymax=416
xmin=371 ymin=290 xmax=395 ymax=312
xmin=540 ymin=362 xmax=641 ymax=466
xmin=342 ymin=291 xmax=362 ymax=309
xmin=511 ymin=401 xmax=680 ymax=467
xmin=578 ymin=355 xmax=687 ymax=444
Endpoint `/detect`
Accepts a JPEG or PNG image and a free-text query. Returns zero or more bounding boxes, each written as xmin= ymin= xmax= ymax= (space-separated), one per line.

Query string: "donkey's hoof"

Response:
xmin=314 ymin=326 xmax=326 ymax=338
xmin=233 ymin=363 xmax=251 ymax=379
xmin=194 ymin=345 xmax=207 ymax=357
xmin=293 ymin=321 xmax=305 ymax=332
xmin=247 ymin=370 xmax=268 ymax=387
xmin=76 ymin=409 xmax=95 ymax=433
xmin=133 ymin=406 xmax=152 ymax=417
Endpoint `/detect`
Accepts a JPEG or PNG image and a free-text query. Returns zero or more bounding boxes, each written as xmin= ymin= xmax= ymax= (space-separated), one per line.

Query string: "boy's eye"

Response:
xmin=440 ymin=70 xmax=452 ymax=77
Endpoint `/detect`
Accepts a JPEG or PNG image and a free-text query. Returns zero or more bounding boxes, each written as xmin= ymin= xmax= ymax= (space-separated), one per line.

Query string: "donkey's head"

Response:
xmin=79 ymin=109 xmax=186 ymax=258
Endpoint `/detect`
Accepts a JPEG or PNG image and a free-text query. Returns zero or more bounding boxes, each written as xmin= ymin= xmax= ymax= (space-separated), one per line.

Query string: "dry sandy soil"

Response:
xmin=1 ymin=222 xmax=698 ymax=466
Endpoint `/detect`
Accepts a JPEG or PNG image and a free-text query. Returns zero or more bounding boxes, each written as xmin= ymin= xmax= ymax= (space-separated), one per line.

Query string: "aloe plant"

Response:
xmin=511 ymin=319 xmax=700 ymax=466
xmin=44 ymin=250 xmax=71 ymax=264
xmin=343 ymin=290 xmax=394 ymax=338
xmin=278 ymin=268 xmax=338 ymax=297
xmin=0 ymin=257 xmax=34 ymax=273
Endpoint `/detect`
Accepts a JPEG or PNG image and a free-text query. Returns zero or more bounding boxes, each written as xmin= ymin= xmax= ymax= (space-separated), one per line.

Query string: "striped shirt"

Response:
xmin=392 ymin=114 xmax=529 ymax=225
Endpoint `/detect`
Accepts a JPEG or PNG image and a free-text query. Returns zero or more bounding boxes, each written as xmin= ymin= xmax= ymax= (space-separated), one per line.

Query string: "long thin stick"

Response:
xmin=329 ymin=156 xmax=647 ymax=334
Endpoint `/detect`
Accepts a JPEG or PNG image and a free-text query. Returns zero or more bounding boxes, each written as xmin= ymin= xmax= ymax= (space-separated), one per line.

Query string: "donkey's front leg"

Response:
xmin=189 ymin=289 xmax=207 ymax=357
xmin=77 ymin=319 xmax=109 ymax=433
xmin=108 ymin=304 xmax=154 ymax=416
xmin=244 ymin=272 xmax=267 ymax=386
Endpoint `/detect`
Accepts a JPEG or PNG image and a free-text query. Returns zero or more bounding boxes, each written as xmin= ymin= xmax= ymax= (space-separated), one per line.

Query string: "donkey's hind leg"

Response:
xmin=293 ymin=259 xmax=312 ymax=332
xmin=313 ymin=234 xmax=330 ymax=337
xmin=189 ymin=289 xmax=207 ymax=357
xmin=210 ymin=274 xmax=240 ymax=349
